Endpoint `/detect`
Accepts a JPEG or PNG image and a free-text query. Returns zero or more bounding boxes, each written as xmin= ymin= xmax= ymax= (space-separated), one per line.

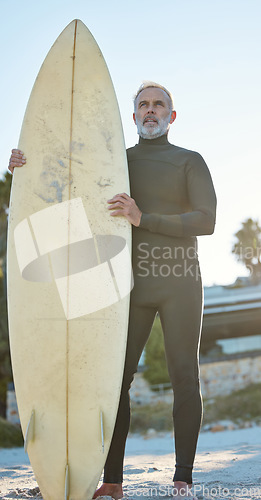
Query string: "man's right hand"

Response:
xmin=8 ymin=149 xmax=26 ymax=174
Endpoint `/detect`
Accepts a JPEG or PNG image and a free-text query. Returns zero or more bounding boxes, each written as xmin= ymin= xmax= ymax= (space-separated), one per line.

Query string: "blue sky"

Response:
xmin=1 ymin=0 xmax=261 ymax=286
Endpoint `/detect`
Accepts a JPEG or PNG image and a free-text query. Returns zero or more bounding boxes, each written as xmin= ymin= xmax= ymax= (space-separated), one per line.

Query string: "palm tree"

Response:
xmin=232 ymin=218 xmax=261 ymax=282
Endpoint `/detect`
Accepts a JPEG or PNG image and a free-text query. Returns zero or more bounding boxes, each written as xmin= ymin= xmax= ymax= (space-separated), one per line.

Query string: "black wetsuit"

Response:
xmin=104 ymin=135 xmax=217 ymax=485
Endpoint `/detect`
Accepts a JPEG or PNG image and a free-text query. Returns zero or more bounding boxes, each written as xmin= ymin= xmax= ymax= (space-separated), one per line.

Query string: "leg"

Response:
xmin=93 ymin=296 xmax=157 ymax=497
xmin=158 ymin=268 xmax=203 ymax=486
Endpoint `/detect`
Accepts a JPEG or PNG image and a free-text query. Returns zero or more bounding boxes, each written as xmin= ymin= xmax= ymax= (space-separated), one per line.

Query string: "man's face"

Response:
xmin=133 ymin=87 xmax=176 ymax=139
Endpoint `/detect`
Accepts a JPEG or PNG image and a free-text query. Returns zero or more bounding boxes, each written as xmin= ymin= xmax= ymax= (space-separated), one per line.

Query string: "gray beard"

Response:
xmin=136 ymin=114 xmax=171 ymax=140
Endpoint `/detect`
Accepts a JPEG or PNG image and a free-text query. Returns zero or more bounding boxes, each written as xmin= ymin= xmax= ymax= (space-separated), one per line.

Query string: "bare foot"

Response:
xmin=173 ymin=481 xmax=197 ymax=499
xmin=93 ymin=482 xmax=123 ymax=500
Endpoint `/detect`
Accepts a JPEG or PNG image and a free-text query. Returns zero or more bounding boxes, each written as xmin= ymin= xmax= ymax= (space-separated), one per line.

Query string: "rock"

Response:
xmin=208 ymin=420 xmax=236 ymax=432
xmin=243 ymin=421 xmax=253 ymax=428
xmin=210 ymin=424 xmax=226 ymax=432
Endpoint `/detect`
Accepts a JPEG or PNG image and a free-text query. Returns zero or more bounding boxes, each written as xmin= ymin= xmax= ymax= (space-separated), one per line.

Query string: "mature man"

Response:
xmin=9 ymin=82 xmax=216 ymax=500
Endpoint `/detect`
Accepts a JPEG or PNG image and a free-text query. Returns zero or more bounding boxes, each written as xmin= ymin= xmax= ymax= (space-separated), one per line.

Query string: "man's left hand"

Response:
xmin=107 ymin=193 xmax=142 ymax=227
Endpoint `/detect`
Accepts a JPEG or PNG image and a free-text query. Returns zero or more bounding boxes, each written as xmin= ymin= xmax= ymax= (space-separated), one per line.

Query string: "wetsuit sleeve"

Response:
xmin=139 ymin=153 xmax=217 ymax=237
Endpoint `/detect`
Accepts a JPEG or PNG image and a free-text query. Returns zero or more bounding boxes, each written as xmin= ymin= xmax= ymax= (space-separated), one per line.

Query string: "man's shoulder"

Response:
xmin=168 ymin=143 xmax=204 ymax=161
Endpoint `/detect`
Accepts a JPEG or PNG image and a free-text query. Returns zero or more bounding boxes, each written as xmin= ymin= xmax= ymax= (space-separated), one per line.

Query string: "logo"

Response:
xmin=14 ymin=198 xmax=133 ymax=319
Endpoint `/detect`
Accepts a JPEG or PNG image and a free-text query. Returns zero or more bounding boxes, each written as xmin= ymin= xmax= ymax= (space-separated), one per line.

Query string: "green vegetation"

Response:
xmin=1 ymin=383 xmax=260 ymax=446
xmin=0 ymin=172 xmax=12 ymax=416
xmin=0 ymin=417 xmax=23 ymax=448
xmin=130 ymin=383 xmax=261 ymax=433
xmin=232 ymin=218 xmax=261 ymax=281
xmin=130 ymin=401 xmax=172 ymax=433
xmin=143 ymin=315 xmax=170 ymax=387
xmin=203 ymin=382 xmax=261 ymax=425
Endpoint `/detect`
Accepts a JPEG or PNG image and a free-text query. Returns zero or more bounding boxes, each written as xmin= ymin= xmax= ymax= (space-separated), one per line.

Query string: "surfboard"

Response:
xmin=7 ymin=19 xmax=132 ymax=500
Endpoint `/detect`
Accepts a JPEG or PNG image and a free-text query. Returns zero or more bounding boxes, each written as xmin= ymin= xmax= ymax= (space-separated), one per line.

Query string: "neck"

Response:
xmin=138 ymin=134 xmax=169 ymax=146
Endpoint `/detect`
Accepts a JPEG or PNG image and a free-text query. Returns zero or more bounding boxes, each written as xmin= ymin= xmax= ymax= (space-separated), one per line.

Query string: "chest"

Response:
xmin=128 ymin=157 xmax=188 ymax=208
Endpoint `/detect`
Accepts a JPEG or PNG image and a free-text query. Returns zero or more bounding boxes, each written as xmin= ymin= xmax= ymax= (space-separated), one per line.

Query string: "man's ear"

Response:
xmin=170 ymin=110 xmax=177 ymax=124
xmin=133 ymin=112 xmax=137 ymax=125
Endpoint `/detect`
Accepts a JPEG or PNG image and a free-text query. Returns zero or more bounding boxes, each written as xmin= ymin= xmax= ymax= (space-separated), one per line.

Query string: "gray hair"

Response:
xmin=133 ymin=81 xmax=174 ymax=111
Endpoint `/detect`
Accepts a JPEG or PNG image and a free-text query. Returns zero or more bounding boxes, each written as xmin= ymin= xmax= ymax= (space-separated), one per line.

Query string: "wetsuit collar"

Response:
xmin=138 ymin=134 xmax=170 ymax=146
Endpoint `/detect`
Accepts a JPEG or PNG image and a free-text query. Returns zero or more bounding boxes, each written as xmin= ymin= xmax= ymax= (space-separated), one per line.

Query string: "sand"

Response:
xmin=0 ymin=426 xmax=261 ymax=499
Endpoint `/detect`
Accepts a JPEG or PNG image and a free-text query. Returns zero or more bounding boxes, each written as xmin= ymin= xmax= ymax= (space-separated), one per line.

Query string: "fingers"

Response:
xmin=108 ymin=203 xmax=125 ymax=217
xmin=107 ymin=193 xmax=130 ymax=203
xmin=108 ymin=200 xmax=124 ymax=210
xmin=107 ymin=192 xmax=141 ymax=226
xmin=109 ymin=209 xmax=124 ymax=217
xmin=8 ymin=149 xmax=26 ymax=174
xmin=107 ymin=194 xmax=132 ymax=214
xmin=107 ymin=195 xmax=134 ymax=216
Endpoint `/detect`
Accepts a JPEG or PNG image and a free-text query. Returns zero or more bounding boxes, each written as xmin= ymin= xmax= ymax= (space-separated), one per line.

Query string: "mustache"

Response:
xmin=143 ymin=116 xmax=159 ymax=125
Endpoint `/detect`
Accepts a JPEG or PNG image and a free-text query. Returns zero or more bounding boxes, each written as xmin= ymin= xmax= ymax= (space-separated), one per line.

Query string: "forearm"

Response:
xmin=139 ymin=209 xmax=215 ymax=237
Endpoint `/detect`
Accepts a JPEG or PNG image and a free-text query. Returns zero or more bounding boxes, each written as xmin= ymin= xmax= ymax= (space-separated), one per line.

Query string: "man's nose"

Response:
xmin=147 ymin=106 xmax=155 ymax=114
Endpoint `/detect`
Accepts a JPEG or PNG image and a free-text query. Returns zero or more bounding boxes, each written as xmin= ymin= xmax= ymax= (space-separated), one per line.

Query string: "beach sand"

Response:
xmin=0 ymin=426 xmax=261 ymax=499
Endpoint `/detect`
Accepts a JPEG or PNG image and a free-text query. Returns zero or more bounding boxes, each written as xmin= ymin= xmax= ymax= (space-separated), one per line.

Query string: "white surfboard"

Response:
xmin=7 ymin=19 xmax=132 ymax=500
